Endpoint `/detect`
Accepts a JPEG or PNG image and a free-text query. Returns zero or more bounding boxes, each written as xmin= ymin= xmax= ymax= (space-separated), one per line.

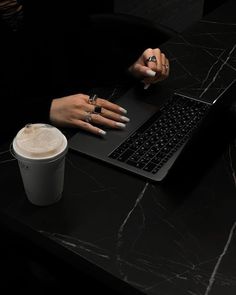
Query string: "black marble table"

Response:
xmin=1 ymin=1 xmax=236 ymax=294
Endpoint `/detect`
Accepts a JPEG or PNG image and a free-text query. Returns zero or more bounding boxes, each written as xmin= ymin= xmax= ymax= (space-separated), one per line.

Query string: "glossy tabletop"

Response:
xmin=1 ymin=1 xmax=236 ymax=294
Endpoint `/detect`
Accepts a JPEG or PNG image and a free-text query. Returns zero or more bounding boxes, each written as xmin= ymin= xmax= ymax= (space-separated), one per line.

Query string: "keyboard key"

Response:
xmin=143 ymin=162 xmax=157 ymax=172
xmin=117 ymin=149 xmax=134 ymax=162
xmin=109 ymin=95 xmax=210 ymax=175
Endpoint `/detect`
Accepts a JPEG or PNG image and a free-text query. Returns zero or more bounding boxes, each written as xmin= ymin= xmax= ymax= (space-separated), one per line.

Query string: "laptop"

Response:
xmin=68 ymin=80 xmax=236 ymax=182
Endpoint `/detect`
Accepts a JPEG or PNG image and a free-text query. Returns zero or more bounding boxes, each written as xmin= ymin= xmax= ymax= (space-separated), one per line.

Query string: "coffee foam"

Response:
xmin=13 ymin=123 xmax=67 ymax=159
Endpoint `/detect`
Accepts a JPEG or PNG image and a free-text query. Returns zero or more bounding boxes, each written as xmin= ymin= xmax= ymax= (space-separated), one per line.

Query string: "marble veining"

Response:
xmin=204 ymin=221 xmax=236 ymax=295
xmin=199 ymin=44 xmax=236 ymax=99
xmin=37 ymin=172 xmax=236 ymax=294
xmin=1 ymin=3 xmax=236 ymax=294
xmin=116 ymin=182 xmax=149 ymax=280
xmin=39 ymin=231 xmax=111 ymax=260
xmin=161 ymin=20 xmax=236 ymax=103
xmin=226 ymin=143 xmax=236 ymax=185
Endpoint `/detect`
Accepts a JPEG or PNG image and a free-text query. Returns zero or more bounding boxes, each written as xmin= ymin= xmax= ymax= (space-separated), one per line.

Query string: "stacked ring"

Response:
xmin=88 ymin=94 xmax=98 ymax=105
xmin=93 ymin=105 xmax=102 ymax=114
xmin=146 ymin=55 xmax=157 ymax=63
xmin=84 ymin=112 xmax=92 ymax=123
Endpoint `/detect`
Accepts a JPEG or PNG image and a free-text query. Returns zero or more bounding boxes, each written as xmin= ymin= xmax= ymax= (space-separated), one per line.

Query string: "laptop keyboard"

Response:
xmin=109 ymin=95 xmax=211 ymax=174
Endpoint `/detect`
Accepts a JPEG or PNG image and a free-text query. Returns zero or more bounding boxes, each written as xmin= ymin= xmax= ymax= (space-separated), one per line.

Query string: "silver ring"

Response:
xmin=84 ymin=112 xmax=92 ymax=123
xmin=93 ymin=105 xmax=102 ymax=114
xmin=88 ymin=94 xmax=98 ymax=105
xmin=146 ymin=55 xmax=157 ymax=63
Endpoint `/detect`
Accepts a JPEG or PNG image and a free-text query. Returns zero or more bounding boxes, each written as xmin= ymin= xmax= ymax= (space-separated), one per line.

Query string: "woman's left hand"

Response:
xmin=128 ymin=48 xmax=170 ymax=89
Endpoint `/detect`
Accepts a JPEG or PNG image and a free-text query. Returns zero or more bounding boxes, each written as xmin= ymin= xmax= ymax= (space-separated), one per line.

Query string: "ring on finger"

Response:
xmin=84 ymin=111 xmax=92 ymax=123
xmin=146 ymin=55 xmax=157 ymax=63
xmin=88 ymin=94 xmax=98 ymax=105
xmin=93 ymin=105 xmax=102 ymax=114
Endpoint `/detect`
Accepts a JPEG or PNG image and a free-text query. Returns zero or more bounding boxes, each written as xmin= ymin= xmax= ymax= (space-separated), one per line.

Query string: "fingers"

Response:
xmin=143 ymin=48 xmax=162 ymax=75
xmin=50 ymin=93 xmax=130 ymax=137
xmin=83 ymin=96 xmax=130 ymax=124
xmin=72 ymin=110 xmax=128 ymax=137
xmin=74 ymin=120 xmax=107 ymax=136
xmin=144 ymin=51 xmax=169 ymax=85
xmin=93 ymin=98 xmax=128 ymax=115
xmin=82 ymin=96 xmax=130 ymax=130
xmin=130 ymin=47 xmax=170 ymax=89
xmin=160 ymin=52 xmax=170 ymax=78
xmin=87 ymin=112 xmax=127 ymax=129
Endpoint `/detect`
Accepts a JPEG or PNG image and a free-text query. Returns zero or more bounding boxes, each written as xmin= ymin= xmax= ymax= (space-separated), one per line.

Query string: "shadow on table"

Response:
xmin=162 ymin=106 xmax=236 ymax=196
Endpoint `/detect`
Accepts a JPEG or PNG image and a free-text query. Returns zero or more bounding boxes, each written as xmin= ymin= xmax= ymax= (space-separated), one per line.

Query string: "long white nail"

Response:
xmin=146 ymin=69 xmax=156 ymax=77
xmin=116 ymin=122 xmax=126 ymax=128
xmin=98 ymin=129 xmax=106 ymax=135
xmin=144 ymin=83 xmax=150 ymax=90
xmin=120 ymin=116 xmax=130 ymax=122
xmin=119 ymin=107 xmax=127 ymax=114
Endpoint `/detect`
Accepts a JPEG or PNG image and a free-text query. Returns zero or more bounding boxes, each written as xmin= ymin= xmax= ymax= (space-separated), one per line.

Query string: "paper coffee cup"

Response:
xmin=12 ymin=123 xmax=68 ymax=206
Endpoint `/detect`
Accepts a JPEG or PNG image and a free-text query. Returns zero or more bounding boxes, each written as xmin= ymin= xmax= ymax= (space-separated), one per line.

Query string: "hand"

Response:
xmin=128 ymin=48 xmax=170 ymax=89
xmin=49 ymin=93 xmax=130 ymax=136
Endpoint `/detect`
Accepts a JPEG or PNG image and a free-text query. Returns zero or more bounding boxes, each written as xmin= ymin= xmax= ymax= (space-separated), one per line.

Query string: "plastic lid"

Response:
xmin=13 ymin=123 xmax=67 ymax=159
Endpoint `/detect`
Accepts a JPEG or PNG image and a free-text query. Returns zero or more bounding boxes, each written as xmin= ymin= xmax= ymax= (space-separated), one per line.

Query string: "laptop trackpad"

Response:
xmin=68 ymin=87 xmax=159 ymax=157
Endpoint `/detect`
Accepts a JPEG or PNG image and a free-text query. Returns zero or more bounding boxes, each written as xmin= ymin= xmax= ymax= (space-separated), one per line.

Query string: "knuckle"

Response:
xmin=145 ymin=48 xmax=153 ymax=54
xmin=78 ymin=121 xmax=91 ymax=129
xmin=76 ymin=102 xmax=84 ymax=109
xmin=98 ymin=98 xmax=105 ymax=106
xmin=133 ymin=63 xmax=140 ymax=71
xmin=93 ymin=114 xmax=99 ymax=120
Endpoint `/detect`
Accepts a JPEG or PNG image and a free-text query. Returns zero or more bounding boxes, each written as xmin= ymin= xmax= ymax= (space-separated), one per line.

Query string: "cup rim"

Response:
xmin=11 ymin=139 xmax=68 ymax=163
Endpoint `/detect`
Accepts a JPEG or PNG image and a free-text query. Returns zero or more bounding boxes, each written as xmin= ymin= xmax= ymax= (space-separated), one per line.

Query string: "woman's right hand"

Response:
xmin=128 ymin=48 xmax=170 ymax=89
xmin=49 ymin=93 xmax=130 ymax=136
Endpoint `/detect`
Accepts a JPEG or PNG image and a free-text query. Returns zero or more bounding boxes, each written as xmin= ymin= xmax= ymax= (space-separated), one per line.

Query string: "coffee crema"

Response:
xmin=13 ymin=123 xmax=67 ymax=159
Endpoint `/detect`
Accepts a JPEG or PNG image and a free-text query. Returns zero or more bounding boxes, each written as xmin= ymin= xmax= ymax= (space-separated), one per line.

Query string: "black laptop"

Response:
xmin=68 ymin=80 xmax=236 ymax=181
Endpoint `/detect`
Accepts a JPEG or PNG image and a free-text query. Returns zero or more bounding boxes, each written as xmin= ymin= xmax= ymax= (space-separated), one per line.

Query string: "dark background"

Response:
xmin=0 ymin=0 xmax=230 ymax=293
xmin=116 ymin=0 xmax=226 ymax=32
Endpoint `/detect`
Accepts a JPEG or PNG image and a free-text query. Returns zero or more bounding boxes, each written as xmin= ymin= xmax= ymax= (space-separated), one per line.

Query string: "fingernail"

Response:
xmin=146 ymin=69 xmax=156 ymax=77
xmin=144 ymin=83 xmax=150 ymax=90
xmin=119 ymin=107 xmax=127 ymax=114
xmin=116 ymin=122 xmax=126 ymax=128
xmin=99 ymin=129 xmax=106 ymax=135
xmin=120 ymin=116 xmax=130 ymax=122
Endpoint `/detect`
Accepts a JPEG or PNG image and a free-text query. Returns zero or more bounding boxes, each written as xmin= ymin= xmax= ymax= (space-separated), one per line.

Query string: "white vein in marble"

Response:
xmin=204 ymin=221 xmax=236 ymax=295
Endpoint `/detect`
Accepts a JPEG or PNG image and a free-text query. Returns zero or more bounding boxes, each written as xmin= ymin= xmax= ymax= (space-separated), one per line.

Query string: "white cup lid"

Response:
xmin=13 ymin=123 xmax=67 ymax=159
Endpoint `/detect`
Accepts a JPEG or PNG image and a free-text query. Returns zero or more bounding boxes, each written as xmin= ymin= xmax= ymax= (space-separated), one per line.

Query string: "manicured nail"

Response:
xmin=119 ymin=107 xmax=127 ymax=114
xmin=99 ymin=129 xmax=106 ymax=135
xmin=116 ymin=122 xmax=126 ymax=128
xmin=120 ymin=116 xmax=130 ymax=122
xmin=146 ymin=69 xmax=156 ymax=77
xmin=144 ymin=83 xmax=150 ymax=90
